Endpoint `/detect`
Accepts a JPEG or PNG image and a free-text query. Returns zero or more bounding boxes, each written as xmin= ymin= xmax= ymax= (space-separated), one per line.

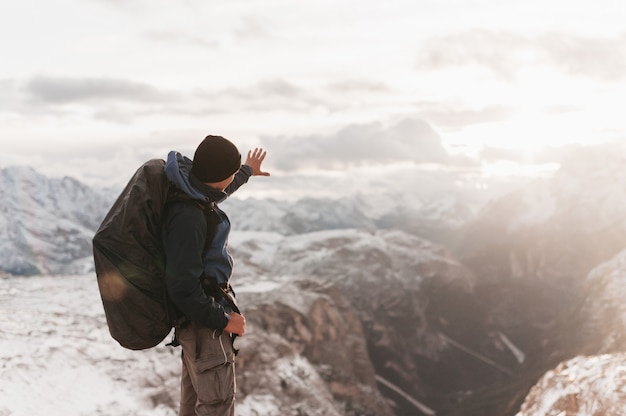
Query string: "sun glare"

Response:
xmin=482 ymin=160 xmax=560 ymax=178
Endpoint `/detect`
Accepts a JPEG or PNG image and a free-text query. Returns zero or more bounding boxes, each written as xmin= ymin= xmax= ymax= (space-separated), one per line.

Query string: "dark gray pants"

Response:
xmin=176 ymin=321 xmax=236 ymax=416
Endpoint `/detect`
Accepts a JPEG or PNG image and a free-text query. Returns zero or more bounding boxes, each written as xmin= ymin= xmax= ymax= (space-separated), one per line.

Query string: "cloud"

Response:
xmin=415 ymin=30 xmax=626 ymax=82
xmin=0 ymin=79 xmax=18 ymax=107
xmin=25 ymin=76 xmax=177 ymax=104
xmin=260 ymin=118 xmax=473 ymax=171
xmin=234 ymin=15 xmax=273 ymax=40
xmin=415 ymin=30 xmax=527 ymax=80
xmin=480 ymin=146 xmax=529 ymax=163
xmin=234 ymin=79 xmax=303 ymax=99
xmin=205 ymin=78 xmax=396 ymax=114
xmin=196 ymin=79 xmax=330 ymax=113
xmin=142 ymin=30 xmax=219 ymax=48
xmin=539 ymin=33 xmax=626 ymax=81
xmin=480 ymin=144 xmax=583 ymax=164
xmin=415 ymin=103 xmax=514 ymax=130
xmin=11 ymin=76 xmax=330 ymax=123
xmin=327 ymin=79 xmax=391 ymax=94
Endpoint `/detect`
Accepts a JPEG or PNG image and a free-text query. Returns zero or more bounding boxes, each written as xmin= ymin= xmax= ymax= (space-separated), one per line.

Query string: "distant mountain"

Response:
xmin=0 ymin=164 xmax=491 ymax=276
xmin=452 ymin=144 xmax=626 ymax=352
xmin=0 ymin=166 xmax=113 ymax=275
xmin=224 ymin=190 xmax=479 ymax=240
xmin=440 ymin=142 xmax=626 ymax=415
xmin=459 ymin=142 xmax=626 ymax=286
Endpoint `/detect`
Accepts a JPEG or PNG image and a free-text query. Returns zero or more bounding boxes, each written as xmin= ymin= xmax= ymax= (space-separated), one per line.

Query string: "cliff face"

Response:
xmin=237 ymin=280 xmax=393 ymax=416
xmin=434 ymin=147 xmax=626 ymax=415
xmin=230 ymin=229 xmax=493 ymax=414
xmin=576 ymin=248 xmax=626 ymax=354
xmin=516 ymin=247 xmax=626 ymax=415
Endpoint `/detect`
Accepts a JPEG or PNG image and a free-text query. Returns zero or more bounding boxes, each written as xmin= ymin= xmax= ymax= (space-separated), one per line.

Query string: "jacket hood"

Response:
xmin=164 ymin=151 xmax=228 ymax=203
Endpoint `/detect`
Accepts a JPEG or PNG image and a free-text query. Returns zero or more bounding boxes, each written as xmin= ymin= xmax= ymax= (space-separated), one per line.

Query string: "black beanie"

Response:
xmin=191 ymin=135 xmax=242 ymax=183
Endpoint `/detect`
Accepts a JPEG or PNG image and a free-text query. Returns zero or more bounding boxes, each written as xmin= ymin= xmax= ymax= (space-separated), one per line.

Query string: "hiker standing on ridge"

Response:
xmin=161 ymin=135 xmax=269 ymax=416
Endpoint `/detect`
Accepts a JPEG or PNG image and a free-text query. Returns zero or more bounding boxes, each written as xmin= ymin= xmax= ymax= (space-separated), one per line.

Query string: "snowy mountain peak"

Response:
xmin=0 ymin=165 xmax=112 ymax=275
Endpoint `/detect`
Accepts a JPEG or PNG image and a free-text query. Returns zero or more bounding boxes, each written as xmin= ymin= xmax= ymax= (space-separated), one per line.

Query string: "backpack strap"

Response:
xmin=165 ymin=187 xmax=218 ymax=253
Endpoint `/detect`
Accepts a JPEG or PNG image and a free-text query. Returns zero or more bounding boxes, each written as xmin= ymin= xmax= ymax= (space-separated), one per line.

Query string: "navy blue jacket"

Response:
xmin=161 ymin=151 xmax=252 ymax=329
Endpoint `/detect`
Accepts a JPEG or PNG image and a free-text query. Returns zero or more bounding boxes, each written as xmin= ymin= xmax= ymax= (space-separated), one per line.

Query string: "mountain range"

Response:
xmin=0 ymin=161 xmax=498 ymax=277
xmin=3 ymin=141 xmax=626 ymax=415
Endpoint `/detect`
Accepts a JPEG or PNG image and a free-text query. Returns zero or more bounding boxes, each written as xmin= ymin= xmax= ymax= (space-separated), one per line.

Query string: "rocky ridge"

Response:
xmin=517 ymin=247 xmax=626 ymax=415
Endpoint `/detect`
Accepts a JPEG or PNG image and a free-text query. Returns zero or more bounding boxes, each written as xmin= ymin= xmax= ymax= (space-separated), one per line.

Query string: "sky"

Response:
xmin=1 ymin=0 xmax=625 ymax=191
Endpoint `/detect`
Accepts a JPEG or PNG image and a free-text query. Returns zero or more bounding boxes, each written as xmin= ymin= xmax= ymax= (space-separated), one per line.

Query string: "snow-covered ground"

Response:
xmin=0 ymin=275 xmax=180 ymax=416
xmin=0 ymin=274 xmax=308 ymax=416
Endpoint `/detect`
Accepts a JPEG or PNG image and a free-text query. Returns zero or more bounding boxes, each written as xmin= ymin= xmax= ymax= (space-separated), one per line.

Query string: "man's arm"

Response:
xmin=224 ymin=165 xmax=252 ymax=195
xmin=224 ymin=148 xmax=270 ymax=195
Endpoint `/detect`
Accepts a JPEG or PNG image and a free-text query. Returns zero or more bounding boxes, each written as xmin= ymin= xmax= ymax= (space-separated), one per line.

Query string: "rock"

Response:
xmin=577 ymin=248 xmax=626 ymax=354
xmin=237 ymin=279 xmax=394 ymax=416
xmin=516 ymin=353 xmax=626 ymax=416
xmin=231 ymin=229 xmax=477 ymax=414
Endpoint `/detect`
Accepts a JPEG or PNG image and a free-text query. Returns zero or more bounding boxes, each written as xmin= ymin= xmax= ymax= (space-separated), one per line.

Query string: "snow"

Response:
xmin=237 ymin=280 xmax=282 ymax=294
xmin=0 ymin=275 xmax=181 ymax=416
xmin=237 ymin=394 xmax=282 ymax=416
xmin=497 ymin=331 xmax=526 ymax=364
xmin=229 ymin=231 xmax=285 ymax=269
xmin=0 ymin=273 xmax=345 ymax=416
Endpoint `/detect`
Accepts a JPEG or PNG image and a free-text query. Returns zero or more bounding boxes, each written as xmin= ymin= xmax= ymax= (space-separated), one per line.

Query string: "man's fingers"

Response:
xmin=252 ymin=148 xmax=266 ymax=160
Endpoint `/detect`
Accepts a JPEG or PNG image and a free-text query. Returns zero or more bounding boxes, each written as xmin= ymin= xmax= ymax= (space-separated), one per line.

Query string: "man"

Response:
xmin=161 ymin=135 xmax=269 ymax=416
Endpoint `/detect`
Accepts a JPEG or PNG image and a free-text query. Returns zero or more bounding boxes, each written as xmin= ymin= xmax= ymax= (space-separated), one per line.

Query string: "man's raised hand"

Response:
xmin=245 ymin=148 xmax=270 ymax=176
